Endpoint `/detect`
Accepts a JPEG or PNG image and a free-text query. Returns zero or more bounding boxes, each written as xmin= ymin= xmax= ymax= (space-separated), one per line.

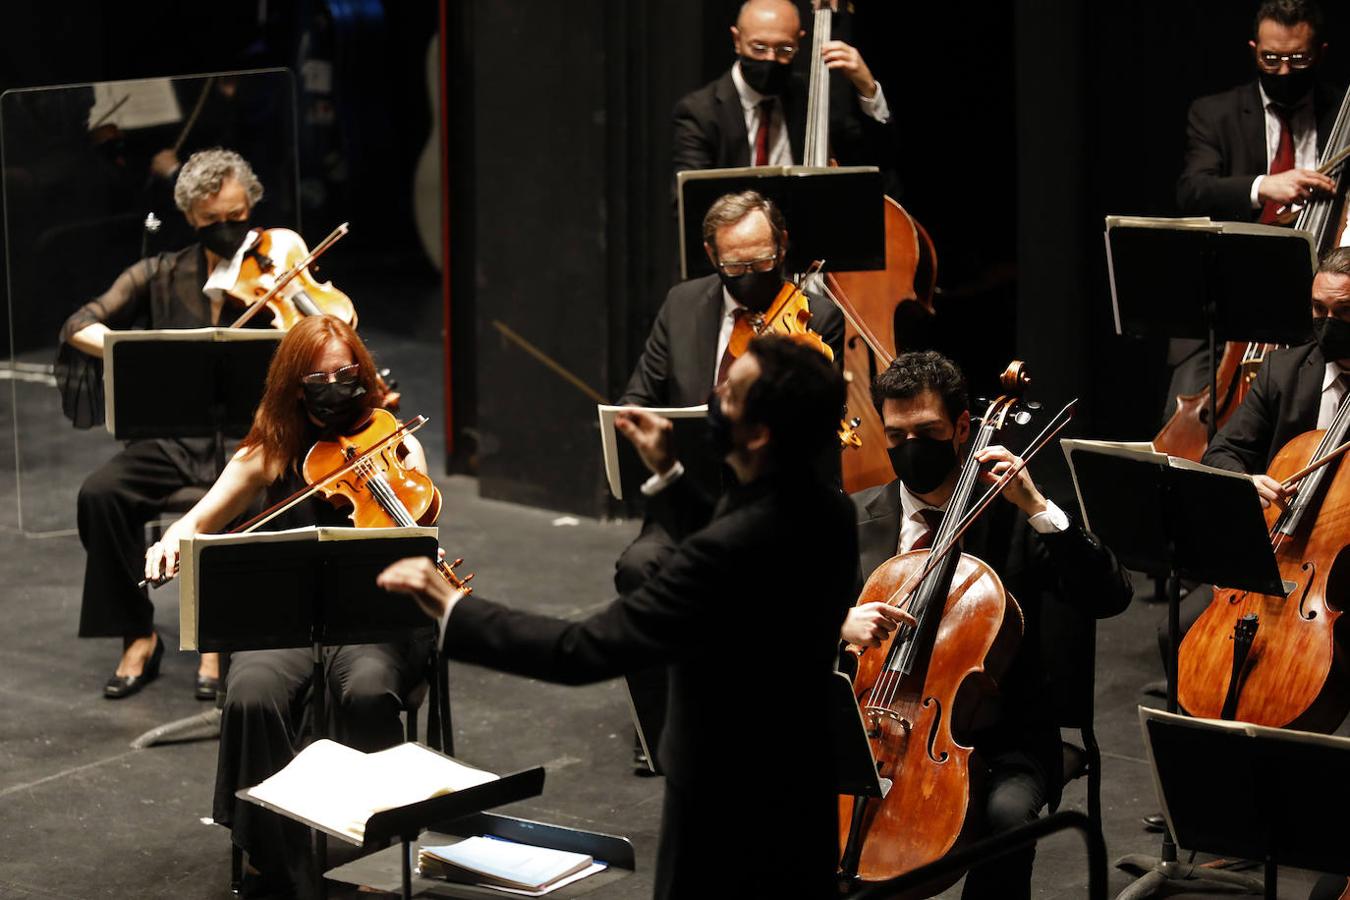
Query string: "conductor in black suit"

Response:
xmin=378 ymin=336 xmax=858 ymax=899
xmin=672 ymin=0 xmax=896 ymax=191
xmin=840 ymin=351 xmax=1132 ymax=900
xmin=616 ymin=189 xmax=843 ymax=593
xmin=1169 ymin=0 xmax=1340 ymax=412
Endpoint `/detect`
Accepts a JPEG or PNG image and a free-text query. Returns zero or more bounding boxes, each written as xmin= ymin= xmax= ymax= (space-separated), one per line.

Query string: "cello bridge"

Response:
xmin=862 ymin=706 xmax=911 ymax=736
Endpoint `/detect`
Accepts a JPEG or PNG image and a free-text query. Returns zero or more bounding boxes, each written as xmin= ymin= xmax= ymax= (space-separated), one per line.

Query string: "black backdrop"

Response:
xmin=1 ymin=1 xmax=1347 ymax=515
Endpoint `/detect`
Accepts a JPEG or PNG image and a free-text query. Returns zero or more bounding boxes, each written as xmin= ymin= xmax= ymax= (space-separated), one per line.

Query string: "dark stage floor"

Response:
xmin=0 ymin=331 xmax=1342 ymax=898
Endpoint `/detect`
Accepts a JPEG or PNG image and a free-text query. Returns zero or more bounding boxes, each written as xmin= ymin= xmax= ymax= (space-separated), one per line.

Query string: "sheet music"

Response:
xmin=597 ymin=404 xmax=708 ymax=500
xmin=89 ymin=79 xmax=183 ymax=130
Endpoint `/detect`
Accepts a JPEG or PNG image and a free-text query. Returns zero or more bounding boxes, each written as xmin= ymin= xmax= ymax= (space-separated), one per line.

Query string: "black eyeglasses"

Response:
xmin=716 ymin=253 xmax=781 ymax=277
xmin=300 ymin=364 xmax=360 ymax=386
xmin=1256 ymin=50 xmax=1315 ymax=72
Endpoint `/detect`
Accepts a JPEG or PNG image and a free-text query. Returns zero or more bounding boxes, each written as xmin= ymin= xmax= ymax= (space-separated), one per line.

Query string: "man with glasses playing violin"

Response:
xmin=672 ymin=0 xmax=896 ymax=190
xmin=615 ymin=189 xmax=842 ymax=770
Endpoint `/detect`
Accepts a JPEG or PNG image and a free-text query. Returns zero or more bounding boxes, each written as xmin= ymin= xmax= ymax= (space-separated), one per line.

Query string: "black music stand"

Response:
xmin=1139 ymin=707 xmax=1350 ymax=900
xmin=104 ymin=327 xmax=282 ymax=470
xmin=183 ymin=525 xmax=442 ymax=899
xmin=107 ymin=329 xmax=281 ymax=748
xmin=1061 ymin=442 xmax=1284 ymax=898
xmin=676 ymin=165 xmax=885 ymax=279
xmin=1103 ymin=217 xmax=1314 ymax=443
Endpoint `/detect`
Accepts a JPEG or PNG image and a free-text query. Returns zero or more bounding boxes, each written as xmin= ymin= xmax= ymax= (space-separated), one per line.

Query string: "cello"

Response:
xmin=839 ymin=363 xmax=1049 ymax=889
xmin=1177 ymin=410 xmax=1350 ymax=731
xmin=1155 ymin=84 xmax=1350 ymax=461
xmin=800 ymin=0 xmax=939 ymax=492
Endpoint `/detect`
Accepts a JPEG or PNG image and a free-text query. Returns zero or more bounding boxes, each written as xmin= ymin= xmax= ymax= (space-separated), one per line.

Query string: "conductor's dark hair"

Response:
xmin=702 ymin=190 xmax=787 ymax=259
xmin=1319 ymin=246 xmax=1350 ymax=276
xmin=742 ymin=335 xmax=844 ymax=464
xmin=1254 ymin=0 xmax=1323 ymax=41
xmin=871 ymin=351 xmax=970 ymax=423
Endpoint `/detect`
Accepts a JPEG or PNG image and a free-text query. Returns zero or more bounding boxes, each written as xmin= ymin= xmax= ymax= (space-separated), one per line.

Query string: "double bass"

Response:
xmin=799 ymin=0 xmax=939 ymax=492
xmin=1155 ymin=83 xmax=1350 ymax=462
xmin=839 ymin=363 xmax=1039 ymax=890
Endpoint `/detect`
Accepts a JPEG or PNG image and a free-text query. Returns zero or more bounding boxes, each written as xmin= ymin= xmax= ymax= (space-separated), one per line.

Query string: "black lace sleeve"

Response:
xmin=55 ymin=258 xmax=156 ymax=428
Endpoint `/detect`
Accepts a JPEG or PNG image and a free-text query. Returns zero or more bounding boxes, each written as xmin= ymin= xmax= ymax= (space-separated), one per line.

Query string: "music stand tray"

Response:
xmin=677 ymin=165 xmax=885 ymax=279
xmin=1140 ymin=707 xmax=1350 ymax=896
xmin=325 ymin=812 xmax=636 ymax=899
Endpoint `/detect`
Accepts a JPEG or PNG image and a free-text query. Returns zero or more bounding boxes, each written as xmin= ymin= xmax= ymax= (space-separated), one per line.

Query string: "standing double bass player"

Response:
xmin=840 ymin=351 xmax=1132 ymax=898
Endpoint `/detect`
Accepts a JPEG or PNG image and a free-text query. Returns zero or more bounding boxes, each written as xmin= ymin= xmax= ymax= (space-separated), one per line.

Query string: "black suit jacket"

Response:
xmin=443 ymin=472 xmax=857 ymax=894
xmin=1176 ymin=81 xmax=1340 ymax=220
xmin=850 ymin=479 xmax=1133 ymax=807
xmin=619 ymin=272 xmax=845 ymax=409
xmin=671 ymin=69 xmax=900 ymax=196
xmin=1203 ymin=342 xmax=1325 ymax=474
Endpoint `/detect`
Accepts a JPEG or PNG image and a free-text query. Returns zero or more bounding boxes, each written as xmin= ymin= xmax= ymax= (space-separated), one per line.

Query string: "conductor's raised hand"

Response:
xmin=841 ymin=602 xmax=917 ymax=649
xmin=614 ymin=408 xmax=676 ymax=475
xmin=377 ymin=556 xmax=463 ymax=620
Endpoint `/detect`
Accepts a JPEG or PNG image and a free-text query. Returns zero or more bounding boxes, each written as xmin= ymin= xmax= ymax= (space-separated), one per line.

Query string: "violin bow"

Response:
xmin=1279 ymin=438 xmax=1350 ymax=490
xmin=229 ymin=222 xmax=351 ymax=328
xmin=139 ymin=414 xmax=429 ymax=588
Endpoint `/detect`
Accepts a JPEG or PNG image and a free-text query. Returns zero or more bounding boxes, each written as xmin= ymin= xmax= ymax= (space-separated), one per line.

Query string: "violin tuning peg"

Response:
xmin=451 ymin=557 xmax=464 ymax=568
xmin=1014 ymin=411 xmax=1032 ymax=426
xmin=463 ymin=572 xmax=475 ymax=583
xmin=1025 ymin=401 xmax=1042 ymax=411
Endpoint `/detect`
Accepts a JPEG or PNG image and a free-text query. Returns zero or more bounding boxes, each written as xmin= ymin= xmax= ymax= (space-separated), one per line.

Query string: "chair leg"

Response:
xmin=230 ymin=843 xmax=244 ymax=894
xmin=406 ymin=704 xmax=419 ymax=744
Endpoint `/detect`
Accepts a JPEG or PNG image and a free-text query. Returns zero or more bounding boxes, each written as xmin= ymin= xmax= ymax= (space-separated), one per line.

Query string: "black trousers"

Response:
xmin=76 ymin=439 xmax=212 ymax=638
xmin=960 ymin=754 xmax=1050 ymax=900
xmin=615 ymin=517 xmax=677 ymax=762
xmin=213 ymin=641 xmax=427 ymax=898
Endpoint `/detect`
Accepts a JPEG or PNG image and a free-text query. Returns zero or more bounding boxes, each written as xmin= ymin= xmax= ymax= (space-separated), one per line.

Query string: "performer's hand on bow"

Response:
xmin=615 ymin=408 xmax=676 ymax=476
xmin=1252 ymin=473 xmax=1293 ymax=511
xmin=974 ymin=444 xmax=1048 ymax=518
xmin=841 ymin=602 xmax=917 ymax=649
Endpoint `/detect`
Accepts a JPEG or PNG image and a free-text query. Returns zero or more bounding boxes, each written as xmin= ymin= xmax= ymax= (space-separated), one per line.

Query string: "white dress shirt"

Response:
xmin=1249 ymin=82 xmax=1319 ymax=209
xmin=730 ymin=60 xmax=890 ymax=167
xmin=1317 ymin=362 xmax=1348 ymax=429
xmin=897 ymin=481 xmax=1069 ymax=554
xmin=713 ymin=287 xmax=747 ymax=390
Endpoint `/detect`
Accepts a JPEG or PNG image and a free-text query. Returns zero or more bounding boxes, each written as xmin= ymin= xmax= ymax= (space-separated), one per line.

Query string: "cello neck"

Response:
xmin=802 ymin=1 xmax=837 ymax=167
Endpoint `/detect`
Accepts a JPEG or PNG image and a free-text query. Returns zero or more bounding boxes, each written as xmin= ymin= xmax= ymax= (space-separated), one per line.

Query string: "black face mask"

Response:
xmin=303 ymin=380 xmax=369 ymax=433
xmin=706 ymin=393 xmax=736 ymax=459
xmin=1259 ymin=67 xmax=1316 ymax=108
xmin=887 ymin=435 xmax=959 ymax=494
xmin=1313 ymin=316 xmax=1350 ymax=362
xmin=718 ymin=267 xmax=784 ymax=313
xmin=739 ymin=55 xmax=792 ymax=96
xmin=197 ymin=219 xmax=252 ymax=258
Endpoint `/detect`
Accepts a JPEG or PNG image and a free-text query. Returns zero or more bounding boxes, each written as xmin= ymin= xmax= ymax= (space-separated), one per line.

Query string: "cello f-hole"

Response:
xmin=922 ymin=696 xmax=949 ymax=763
xmin=1297 ymin=561 xmax=1318 ymax=621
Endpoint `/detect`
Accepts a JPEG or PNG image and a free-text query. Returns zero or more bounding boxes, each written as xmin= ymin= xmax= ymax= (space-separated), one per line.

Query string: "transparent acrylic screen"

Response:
xmin=0 ymin=69 xmax=298 ymax=534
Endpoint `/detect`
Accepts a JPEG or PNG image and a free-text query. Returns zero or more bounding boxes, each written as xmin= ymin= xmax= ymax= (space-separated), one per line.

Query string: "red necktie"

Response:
xmin=753 ymin=100 xmax=773 ymax=166
xmin=905 ymin=508 xmax=944 ymax=553
xmin=1259 ymin=107 xmax=1295 ymax=224
xmin=716 ymin=309 xmax=748 ymax=385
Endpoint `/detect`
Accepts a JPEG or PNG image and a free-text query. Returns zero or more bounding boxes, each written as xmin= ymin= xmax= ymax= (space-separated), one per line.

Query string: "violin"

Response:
xmin=227 ymin=224 xmax=401 ymax=409
xmin=723 ymin=266 xmax=861 ymax=449
xmin=800 ymin=0 xmax=939 ymax=493
xmin=1178 ymin=411 xmax=1350 ymax=730
xmin=839 ymin=363 xmax=1050 ymax=889
xmin=300 ymin=407 xmax=472 ymax=592
xmin=141 ymin=412 xmax=471 ymax=593
xmin=228 ymin=225 xmax=357 ymax=331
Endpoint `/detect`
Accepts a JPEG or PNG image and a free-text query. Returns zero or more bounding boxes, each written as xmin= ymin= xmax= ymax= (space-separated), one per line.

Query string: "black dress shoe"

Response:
xmin=104 ymin=634 xmax=163 ymax=699
xmin=194 ymin=673 xmax=220 ymax=702
xmin=1142 ymin=812 xmax=1166 ymax=832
